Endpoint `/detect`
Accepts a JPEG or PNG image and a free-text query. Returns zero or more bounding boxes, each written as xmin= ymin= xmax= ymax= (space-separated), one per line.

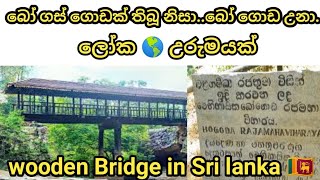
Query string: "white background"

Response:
xmin=1 ymin=0 xmax=320 ymax=65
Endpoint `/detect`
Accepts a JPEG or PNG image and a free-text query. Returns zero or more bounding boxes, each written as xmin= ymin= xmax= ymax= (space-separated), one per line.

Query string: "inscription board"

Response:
xmin=192 ymin=70 xmax=320 ymax=179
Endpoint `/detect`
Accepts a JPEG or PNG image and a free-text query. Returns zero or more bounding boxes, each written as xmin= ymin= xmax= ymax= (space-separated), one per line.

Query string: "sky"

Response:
xmin=29 ymin=66 xmax=187 ymax=91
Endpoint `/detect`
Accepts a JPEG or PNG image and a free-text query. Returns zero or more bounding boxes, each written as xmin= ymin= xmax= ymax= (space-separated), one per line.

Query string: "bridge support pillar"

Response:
xmin=114 ymin=123 xmax=122 ymax=159
xmin=98 ymin=127 xmax=104 ymax=156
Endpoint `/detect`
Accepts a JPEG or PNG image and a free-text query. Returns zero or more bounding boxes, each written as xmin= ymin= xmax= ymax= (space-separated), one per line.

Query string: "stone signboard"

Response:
xmin=192 ymin=70 xmax=320 ymax=179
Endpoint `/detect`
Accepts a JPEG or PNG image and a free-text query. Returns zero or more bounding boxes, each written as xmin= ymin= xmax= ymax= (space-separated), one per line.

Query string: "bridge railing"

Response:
xmin=13 ymin=102 xmax=187 ymax=120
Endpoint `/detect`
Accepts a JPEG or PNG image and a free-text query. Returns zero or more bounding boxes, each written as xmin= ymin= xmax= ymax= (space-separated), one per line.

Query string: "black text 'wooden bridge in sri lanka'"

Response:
xmin=4 ymin=78 xmax=187 ymax=157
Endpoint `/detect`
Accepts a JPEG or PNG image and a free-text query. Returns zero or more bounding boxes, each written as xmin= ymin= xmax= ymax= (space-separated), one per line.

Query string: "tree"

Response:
xmin=93 ymin=78 xmax=116 ymax=86
xmin=0 ymin=66 xmax=32 ymax=114
xmin=0 ymin=111 xmax=50 ymax=169
xmin=78 ymin=76 xmax=90 ymax=83
xmin=0 ymin=66 xmax=32 ymax=89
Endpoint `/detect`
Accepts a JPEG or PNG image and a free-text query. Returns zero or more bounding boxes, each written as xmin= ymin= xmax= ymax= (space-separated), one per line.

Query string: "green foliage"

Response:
xmin=187 ymin=66 xmax=201 ymax=76
xmin=0 ymin=66 xmax=32 ymax=115
xmin=0 ymin=66 xmax=44 ymax=169
xmin=47 ymin=123 xmax=153 ymax=158
xmin=47 ymin=124 xmax=98 ymax=161
xmin=78 ymin=76 xmax=148 ymax=88
xmin=93 ymin=78 xmax=117 ymax=86
xmin=0 ymin=110 xmax=24 ymax=130
xmin=216 ymin=65 xmax=234 ymax=72
xmin=0 ymin=66 xmax=32 ymax=89
xmin=78 ymin=76 xmax=90 ymax=83
xmin=47 ymin=124 xmax=154 ymax=172
xmin=121 ymin=125 xmax=153 ymax=160
xmin=0 ymin=111 xmax=50 ymax=169
xmin=0 ymin=96 xmax=14 ymax=115
xmin=118 ymin=80 xmax=147 ymax=87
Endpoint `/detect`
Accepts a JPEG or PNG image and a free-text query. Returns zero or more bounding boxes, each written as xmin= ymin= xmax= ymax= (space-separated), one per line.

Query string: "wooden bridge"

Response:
xmin=5 ymin=78 xmax=187 ymax=156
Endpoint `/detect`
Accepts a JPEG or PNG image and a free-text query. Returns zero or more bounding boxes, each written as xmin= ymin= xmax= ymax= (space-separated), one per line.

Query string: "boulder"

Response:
xmin=148 ymin=126 xmax=187 ymax=166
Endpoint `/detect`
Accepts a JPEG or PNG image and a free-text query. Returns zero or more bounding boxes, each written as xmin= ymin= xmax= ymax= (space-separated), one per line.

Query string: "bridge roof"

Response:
xmin=5 ymin=78 xmax=186 ymax=103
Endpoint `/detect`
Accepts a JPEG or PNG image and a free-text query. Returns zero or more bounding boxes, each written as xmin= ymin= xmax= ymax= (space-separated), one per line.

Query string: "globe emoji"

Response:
xmin=142 ymin=36 xmax=163 ymax=58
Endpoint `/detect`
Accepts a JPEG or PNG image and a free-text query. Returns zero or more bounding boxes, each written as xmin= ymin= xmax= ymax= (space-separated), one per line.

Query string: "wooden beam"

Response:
xmin=117 ymin=100 xmax=120 ymax=117
xmin=21 ymin=94 xmax=24 ymax=110
xmin=156 ymin=102 xmax=159 ymax=118
xmin=138 ymin=101 xmax=140 ymax=117
xmin=46 ymin=95 xmax=49 ymax=114
xmin=96 ymin=99 xmax=99 ymax=116
xmin=33 ymin=94 xmax=36 ymax=113
xmin=167 ymin=103 xmax=169 ymax=119
xmin=148 ymin=102 xmax=151 ymax=118
xmin=173 ymin=104 xmax=175 ymax=119
xmin=72 ymin=97 xmax=75 ymax=115
xmin=114 ymin=123 xmax=121 ymax=158
xmin=98 ymin=127 xmax=104 ymax=156
xmin=127 ymin=101 xmax=130 ymax=117
xmin=105 ymin=99 xmax=108 ymax=117
xmin=79 ymin=98 xmax=82 ymax=116
xmin=52 ymin=96 xmax=55 ymax=115
xmin=17 ymin=93 xmax=20 ymax=109
xmin=22 ymin=114 xmax=187 ymax=126
xmin=29 ymin=95 xmax=31 ymax=113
